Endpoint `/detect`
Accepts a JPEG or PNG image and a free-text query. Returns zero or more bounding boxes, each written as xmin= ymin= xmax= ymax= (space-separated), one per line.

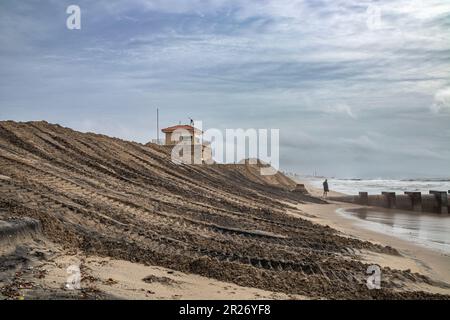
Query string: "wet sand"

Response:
xmin=290 ymin=202 xmax=450 ymax=294
xmin=339 ymin=207 xmax=450 ymax=255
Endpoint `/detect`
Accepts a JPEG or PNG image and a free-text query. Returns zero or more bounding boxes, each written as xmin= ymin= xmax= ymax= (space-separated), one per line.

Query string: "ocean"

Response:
xmin=295 ymin=176 xmax=450 ymax=254
xmin=301 ymin=177 xmax=450 ymax=195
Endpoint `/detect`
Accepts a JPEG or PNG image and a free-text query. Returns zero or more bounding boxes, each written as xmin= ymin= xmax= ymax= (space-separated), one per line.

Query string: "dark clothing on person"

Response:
xmin=323 ymin=180 xmax=329 ymax=192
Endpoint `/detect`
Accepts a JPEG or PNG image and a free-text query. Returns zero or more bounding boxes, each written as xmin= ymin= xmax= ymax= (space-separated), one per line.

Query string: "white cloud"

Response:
xmin=430 ymin=88 xmax=450 ymax=114
xmin=1 ymin=0 xmax=450 ymax=177
xmin=325 ymin=104 xmax=357 ymax=119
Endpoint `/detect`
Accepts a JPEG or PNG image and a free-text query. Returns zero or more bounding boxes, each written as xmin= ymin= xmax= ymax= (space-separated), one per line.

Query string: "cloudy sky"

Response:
xmin=1 ymin=0 xmax=449 ymax=178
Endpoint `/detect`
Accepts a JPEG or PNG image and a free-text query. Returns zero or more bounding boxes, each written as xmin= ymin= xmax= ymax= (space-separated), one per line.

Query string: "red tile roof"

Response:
xmin=161 ymin=125 xmax=202 ymax=133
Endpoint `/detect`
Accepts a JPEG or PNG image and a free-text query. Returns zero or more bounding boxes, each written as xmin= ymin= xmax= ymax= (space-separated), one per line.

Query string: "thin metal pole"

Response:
xmin=156 ymin=108 xmax=159 ymax=144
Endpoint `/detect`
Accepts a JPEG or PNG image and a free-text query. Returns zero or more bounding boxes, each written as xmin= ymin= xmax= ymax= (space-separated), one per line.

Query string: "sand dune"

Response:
xmin=0 ymin=121 xmax=448 ymax=299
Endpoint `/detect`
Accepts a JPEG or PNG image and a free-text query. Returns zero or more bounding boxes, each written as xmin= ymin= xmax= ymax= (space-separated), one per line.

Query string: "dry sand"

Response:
xmin=1 ymin=121 xmax=449 ymax=299
xmin=0 ymin=229 xmax=304 ymax=300
xmin=38 ymin=254 xmax=304 ymax=300
xmin=288 ymin=201 xmax=450 ymax=295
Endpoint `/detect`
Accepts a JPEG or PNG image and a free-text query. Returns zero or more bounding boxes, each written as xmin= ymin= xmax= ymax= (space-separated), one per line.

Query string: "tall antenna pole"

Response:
xmin=156 ymin=108 xmax=159 ymax=144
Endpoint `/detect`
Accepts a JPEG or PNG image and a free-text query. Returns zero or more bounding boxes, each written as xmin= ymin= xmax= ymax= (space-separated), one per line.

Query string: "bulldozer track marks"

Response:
xmin=0 ymin=121 xmax=442 ymax=299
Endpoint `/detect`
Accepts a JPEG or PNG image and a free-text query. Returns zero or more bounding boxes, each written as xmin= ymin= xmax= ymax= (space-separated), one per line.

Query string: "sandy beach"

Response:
xmin=2 ymin=0 xmax=450 ymax=307
xmin=289 ymin=181 xmax=450 ymax=295
xmin=296 ymin=203 xmax=449 ymax=293
xmin=4 ymin=199 xmax=449 ymax=299
xmin=1 ymin=121 xmax=449 ymax=300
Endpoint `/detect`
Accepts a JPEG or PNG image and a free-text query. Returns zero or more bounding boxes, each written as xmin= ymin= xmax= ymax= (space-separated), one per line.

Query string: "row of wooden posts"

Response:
xmin=356 ymin=190 xmax=449 ymax=214
xmin=328 ymin=190 xmax=449 ymax=214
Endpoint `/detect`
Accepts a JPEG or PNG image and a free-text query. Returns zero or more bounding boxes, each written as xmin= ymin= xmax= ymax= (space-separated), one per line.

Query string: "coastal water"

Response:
xmin=303 ymin=177 xmax=450 ymax=195
xmin=337 ymin=208 xmax=450 ymax=254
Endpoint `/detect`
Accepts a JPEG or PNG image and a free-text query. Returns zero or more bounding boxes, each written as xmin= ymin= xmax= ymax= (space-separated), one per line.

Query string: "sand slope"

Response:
xmin=0 ymin=121 xmax=448 ymax=299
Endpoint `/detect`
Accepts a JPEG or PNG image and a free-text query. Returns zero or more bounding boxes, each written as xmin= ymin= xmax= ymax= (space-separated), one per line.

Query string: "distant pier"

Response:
xmin=329 ymin=190 xmax=450 ymax=214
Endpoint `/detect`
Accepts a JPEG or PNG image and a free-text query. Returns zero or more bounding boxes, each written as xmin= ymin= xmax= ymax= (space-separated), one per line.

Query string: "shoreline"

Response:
xmin=337 ymin=207 xmax=450 ymax=255
xmin=293 ymin=176 xmax=450 ymax=196
xmin=1 ymin=122 xmax=448 ymax=299
xmin=293 ymin=178 xmax=347 ymax=198
xmin=288 ymin=201 xmax=450 ymax=294
xmin=2 ymin=195 xmax=450 ymax=299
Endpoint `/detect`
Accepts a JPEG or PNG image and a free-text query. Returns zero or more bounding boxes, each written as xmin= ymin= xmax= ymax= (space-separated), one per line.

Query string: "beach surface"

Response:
xmin=290 ymin=179 xmax=450 ymax=294
xmin=289 ymin=201 xmax=450 ymax=295
xmin=4 ymin=200 xmax=449 ymax=299
xmin=1 ymin=121 xmax=449 ymax=299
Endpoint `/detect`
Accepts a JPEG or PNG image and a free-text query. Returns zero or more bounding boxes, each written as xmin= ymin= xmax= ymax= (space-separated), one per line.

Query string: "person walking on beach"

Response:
xmin=323 ymin=179 xmax=329 ymax=198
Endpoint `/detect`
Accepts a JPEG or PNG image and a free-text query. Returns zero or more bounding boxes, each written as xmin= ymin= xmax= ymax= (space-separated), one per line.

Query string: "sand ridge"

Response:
xmin=0 ymin=121 xmax=448 ymax=299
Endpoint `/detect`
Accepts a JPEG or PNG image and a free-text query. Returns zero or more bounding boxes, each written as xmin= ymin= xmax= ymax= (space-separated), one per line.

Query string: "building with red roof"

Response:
xmin=160 ymin=124 xmax=212 ymax=163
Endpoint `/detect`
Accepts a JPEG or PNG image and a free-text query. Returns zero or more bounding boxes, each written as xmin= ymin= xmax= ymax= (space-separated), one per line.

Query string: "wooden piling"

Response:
xmin=359 ymin=192 xmax=368 ymax=205
xmin=405 ymin=192 xmax=422 ymax=212
xmin=381 ymin=192 xmax=396 ymax=209
xmin=429 ymin=191 xmax=448 ymax=214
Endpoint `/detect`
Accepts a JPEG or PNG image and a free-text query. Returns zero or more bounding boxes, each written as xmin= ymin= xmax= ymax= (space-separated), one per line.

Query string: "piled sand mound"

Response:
xmin=223 ymin=159 xmax=298 ymax=189
xmin=0 ymin=121 xmax=447 ymax=299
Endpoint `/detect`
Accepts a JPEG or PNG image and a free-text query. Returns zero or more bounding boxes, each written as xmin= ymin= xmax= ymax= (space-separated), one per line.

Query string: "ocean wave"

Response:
xmin=302 ymin=177 xmax=450 ymax=195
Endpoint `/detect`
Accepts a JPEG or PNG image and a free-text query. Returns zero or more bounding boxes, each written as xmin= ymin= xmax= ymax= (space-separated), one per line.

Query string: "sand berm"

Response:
xmin=0 ymin=121 xmax=448 ymax=299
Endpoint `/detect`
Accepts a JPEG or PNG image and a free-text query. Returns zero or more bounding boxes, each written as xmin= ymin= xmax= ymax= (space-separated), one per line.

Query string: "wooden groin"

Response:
xmin=329 ymin=190 xmax=449 ymax=214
